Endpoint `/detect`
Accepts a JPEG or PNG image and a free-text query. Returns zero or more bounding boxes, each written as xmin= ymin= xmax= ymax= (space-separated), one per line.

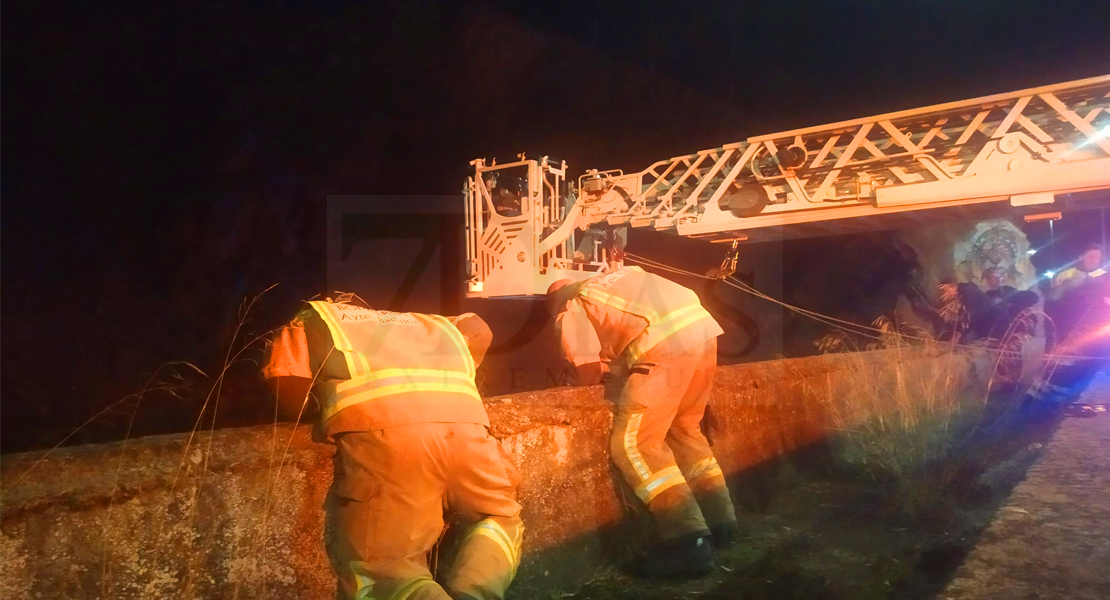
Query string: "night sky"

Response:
xmin=3 ymin=1 xmax=1110 ymax=453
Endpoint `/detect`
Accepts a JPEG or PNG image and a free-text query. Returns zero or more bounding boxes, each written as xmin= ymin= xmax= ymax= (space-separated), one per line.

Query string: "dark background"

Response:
xmin=4 ymin=0 xmax=1110 ymax=453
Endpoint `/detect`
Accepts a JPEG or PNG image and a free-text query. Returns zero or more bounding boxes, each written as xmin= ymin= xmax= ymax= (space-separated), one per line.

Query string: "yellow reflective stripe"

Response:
xmin=350 ymin=561 xmax=375 ymax=600
xmin=334 ymin=370 xmax=478 ymax=412
xmin=512 ymin=521 xmax=525 ymax=562
xmin=623 ymin=413 xmax=652 ymax=481
xmin=337 ymin=368 xmax=475 ymax=389
xmin=635 ymin=466 xmax=687 ymax=504
xmin=346 ymin=381 xmax=480 ymax=400
xmin=424 ymin=315 xmax=477 ymax=378
xmin=427 ymin=315 xmax=475 ymax=377
xmin=654 ymin=304 xmax=708 ymax=336
xmin=313 ymin=302 xmax=369 ymax=372
xmin=386 ymin=577 xmax=438 ymax=600
xmin=309 ymin=301 xmax=371 ymax=378
xmin=578 ymin=287 xmax=660 ymax=321
xmin=686 ymin=458 xmax=724 ymax=482
xmin=627 ymin=303 xmax=713 ymax=362
xmin=468 ymin=519 xmax=521 ymax=578
xmin=325 ymin=382 xmax=482 ymax=422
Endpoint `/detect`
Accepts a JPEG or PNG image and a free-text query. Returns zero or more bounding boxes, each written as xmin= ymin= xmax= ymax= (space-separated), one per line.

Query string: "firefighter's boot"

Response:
xmin=626 ymin=534 xmax=715 ymax=579
xmin=710 ymin=521 xmax=739 ymax=549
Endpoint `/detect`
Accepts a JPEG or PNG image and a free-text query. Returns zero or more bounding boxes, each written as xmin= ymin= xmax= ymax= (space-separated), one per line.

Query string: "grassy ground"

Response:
xmin=554 ymin=399 xmax=1059 ymax=600
xmin=545 ymin=314 xmax=1066 ymax=600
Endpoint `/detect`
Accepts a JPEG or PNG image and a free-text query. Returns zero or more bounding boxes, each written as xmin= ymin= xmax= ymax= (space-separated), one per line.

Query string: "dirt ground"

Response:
xmin=944 ymin=370 xmax=1110 ymax=600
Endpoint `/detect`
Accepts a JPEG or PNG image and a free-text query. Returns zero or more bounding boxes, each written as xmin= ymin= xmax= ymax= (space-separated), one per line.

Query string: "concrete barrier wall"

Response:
xmin=0 ymin=349 xmax=976 ymax=599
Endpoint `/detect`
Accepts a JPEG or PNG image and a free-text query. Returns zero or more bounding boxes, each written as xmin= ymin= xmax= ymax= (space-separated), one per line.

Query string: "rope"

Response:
xmin=622 ymin=251 xmax=1109 ymax=362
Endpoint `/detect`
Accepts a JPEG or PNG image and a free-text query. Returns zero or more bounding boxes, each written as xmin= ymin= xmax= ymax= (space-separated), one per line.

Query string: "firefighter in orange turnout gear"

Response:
xmin=263 ymin=300 xmax=523 ymax=600
xmin=547 ymin=267 xmax=737 ymax=578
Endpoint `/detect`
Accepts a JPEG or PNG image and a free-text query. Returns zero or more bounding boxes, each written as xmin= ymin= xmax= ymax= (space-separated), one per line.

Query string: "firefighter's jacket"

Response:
xmin=263 ymin=302 xmax=492 ymax=439
xmin=553 ymin=266 xmax=723 ymax=368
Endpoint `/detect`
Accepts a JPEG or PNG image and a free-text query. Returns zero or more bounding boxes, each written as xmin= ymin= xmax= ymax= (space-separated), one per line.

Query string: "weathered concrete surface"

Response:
xmin=944 ymin=369 xmax=1110 ymax=600
xmin=0 ymin=426 xmax=337 ymax=600
xmin=1 ymin=349 xmax=976 ymax=599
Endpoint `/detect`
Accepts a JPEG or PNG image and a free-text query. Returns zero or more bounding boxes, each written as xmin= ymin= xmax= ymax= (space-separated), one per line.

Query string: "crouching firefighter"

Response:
xmin=546 ymin=267 xmax=737 ymax=578
xmin=263 ymin=299 xmax=523 ymax=600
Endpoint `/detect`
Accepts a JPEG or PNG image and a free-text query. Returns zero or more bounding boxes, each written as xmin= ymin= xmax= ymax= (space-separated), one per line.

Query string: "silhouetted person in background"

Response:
xmin=957 ymin=269 xmax=1039 ymax=342
xmin=1028 ymin=244 xmax=1109 ymax=405
xmin=1047 ymin=244 xmax=1107 ymax=346
xmin=984 ymin=268 xmax=1017 ymax=304
xmin=493 ymin=185 xmax=522 ymax=217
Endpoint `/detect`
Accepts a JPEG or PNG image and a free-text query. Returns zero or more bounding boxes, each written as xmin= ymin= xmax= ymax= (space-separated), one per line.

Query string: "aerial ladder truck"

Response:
xmin=464 ymin=75 xmax=1110 ymax=297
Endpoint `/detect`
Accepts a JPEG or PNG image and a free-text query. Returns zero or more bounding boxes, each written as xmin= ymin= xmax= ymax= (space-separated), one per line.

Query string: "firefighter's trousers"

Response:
xmin=334 ymin=423 xmax=524 ymax=600
xmin=610 ymin=336 xmax=737 ymax=541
